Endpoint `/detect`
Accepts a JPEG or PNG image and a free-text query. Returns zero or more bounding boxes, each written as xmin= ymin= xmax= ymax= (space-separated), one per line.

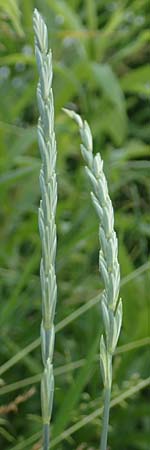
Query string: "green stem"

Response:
xmin=100 ymin=387 xmax=111 ymax=450
xmin=43 ymin=424 xmax=49 ymax=450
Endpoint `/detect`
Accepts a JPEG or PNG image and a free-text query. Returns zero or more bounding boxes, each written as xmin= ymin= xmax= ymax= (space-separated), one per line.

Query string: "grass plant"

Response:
xmin=33 ymin=9 xmax=57 ymax=450
xmin=64 ymin=109 xmax=122 ymax=450
xmin=0 ymin=1 xmax=150 ymax=449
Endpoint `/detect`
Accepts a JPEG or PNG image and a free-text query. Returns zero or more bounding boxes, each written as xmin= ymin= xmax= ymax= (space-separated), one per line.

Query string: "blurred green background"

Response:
xmin=0 ymin=1 xmax=150 ymax=449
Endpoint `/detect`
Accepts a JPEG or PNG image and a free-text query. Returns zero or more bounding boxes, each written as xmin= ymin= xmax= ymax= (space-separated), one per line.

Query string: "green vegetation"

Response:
xmin=0 ymin=1 xmax=149 ymax=449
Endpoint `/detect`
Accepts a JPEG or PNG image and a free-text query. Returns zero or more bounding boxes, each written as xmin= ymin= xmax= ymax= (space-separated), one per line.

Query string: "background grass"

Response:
xmin=0 ymin=0 xmax=150 ymax=449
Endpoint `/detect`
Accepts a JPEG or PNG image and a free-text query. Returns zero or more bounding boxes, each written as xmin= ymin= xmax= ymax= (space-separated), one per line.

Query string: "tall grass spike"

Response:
xmin=33 ymin=9 xmax=57 ymax=450
xmin=63 ymin=108 xmax=122 ymax=450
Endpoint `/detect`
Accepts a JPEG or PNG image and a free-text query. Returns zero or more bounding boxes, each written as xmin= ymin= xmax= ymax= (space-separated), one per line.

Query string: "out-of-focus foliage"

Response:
xmin=0 ymin=1 xmax=149 ymax=449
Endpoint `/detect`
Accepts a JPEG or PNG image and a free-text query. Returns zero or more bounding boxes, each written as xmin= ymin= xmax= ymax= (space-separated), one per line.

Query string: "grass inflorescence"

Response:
xmin=33 ymin=9 xmax=57 ymax=450
xmin=64 ymin=108 xmax=123 ymax=450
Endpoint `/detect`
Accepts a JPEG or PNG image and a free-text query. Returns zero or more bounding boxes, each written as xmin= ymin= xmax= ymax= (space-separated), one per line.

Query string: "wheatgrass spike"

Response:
xmin=64 ymin=107 xmax=122 ymax=450
xmin=33 ymin=9 xmax=57 ymax=449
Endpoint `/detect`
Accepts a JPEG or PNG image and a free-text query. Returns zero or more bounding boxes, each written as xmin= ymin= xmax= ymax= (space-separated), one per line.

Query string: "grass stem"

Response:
xmin=100 ymin=387 xmax=111 ymax=450
xmin=43 ymin=424 xmax=50 ymax=450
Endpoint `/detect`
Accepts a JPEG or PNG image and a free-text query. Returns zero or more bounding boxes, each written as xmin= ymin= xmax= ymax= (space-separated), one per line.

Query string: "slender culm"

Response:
xmin=63 ymin=109 xmax=122 ymax=450
xmin=33 ymin=9 xmax=57 ymax=449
